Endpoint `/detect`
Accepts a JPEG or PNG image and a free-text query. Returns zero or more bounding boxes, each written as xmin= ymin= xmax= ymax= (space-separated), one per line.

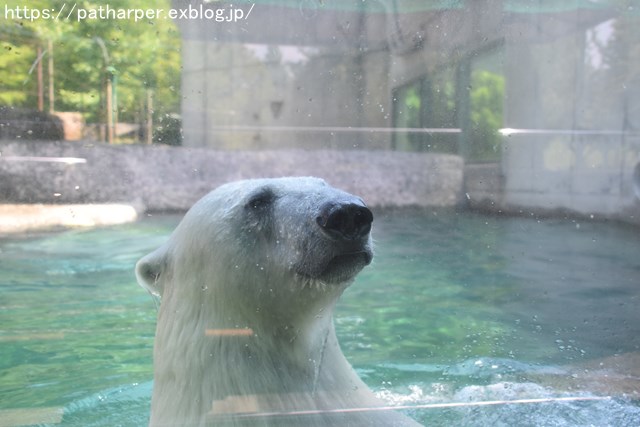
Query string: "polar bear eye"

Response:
xmin=243 ymin=187 xmax=276 ymax=236
xmin=245 ymin=187 xmax=275 ymax=211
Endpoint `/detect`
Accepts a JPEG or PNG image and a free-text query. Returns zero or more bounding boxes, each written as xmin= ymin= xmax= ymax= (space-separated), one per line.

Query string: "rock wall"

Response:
xmin=0 ymin=141 xmax=464 ymax=212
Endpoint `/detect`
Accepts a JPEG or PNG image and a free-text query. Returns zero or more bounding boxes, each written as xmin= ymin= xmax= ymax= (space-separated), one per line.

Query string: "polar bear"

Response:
xmin=136 ymin=177 xmax=420 ymax=426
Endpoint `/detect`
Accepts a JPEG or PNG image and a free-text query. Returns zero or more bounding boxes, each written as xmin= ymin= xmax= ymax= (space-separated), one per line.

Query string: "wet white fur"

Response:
xmin=136 ymin=177 xmax=420 ymax=426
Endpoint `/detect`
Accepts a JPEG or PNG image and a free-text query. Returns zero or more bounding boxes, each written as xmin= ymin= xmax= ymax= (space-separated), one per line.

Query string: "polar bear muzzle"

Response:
xmin=296 ymin=199 xmax=374 ymax=285
xmin=316 ymin=201 xmax=373 ymax=241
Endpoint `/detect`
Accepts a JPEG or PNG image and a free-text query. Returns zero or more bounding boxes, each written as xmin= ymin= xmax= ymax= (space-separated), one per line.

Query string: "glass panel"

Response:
xmin=1 ymin=1 xmax=639 ymax=426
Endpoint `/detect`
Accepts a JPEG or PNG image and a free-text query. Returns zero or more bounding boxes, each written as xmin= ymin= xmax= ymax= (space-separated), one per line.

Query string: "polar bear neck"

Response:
xmin=149 ymin=279 xmax=369 ymax=425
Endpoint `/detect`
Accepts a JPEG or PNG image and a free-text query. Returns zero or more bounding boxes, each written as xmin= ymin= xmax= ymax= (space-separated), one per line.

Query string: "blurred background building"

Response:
xmin=175 ymin=0 xmax=639 ymax=220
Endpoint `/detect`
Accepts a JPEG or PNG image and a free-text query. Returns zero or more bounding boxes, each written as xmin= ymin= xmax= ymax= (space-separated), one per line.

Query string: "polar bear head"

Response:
xmin=135 ymin=176 xmax=374 ymax=334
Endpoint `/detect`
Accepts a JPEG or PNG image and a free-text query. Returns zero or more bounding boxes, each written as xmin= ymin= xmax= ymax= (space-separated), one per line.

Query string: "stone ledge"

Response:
xmin=0 ymin=204 xmax=138 ymax=234
xmin=0 ymin=141 xmax=465 ymax=213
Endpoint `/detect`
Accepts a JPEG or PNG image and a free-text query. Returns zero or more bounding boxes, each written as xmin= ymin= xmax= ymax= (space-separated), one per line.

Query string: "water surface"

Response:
xmin=1 ymin=210 xmax=639 ymax=426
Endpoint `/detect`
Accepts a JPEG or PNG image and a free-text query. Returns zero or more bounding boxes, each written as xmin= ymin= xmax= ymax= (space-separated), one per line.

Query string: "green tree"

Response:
xmin=0 ymin=0 xmax=181 ymax=141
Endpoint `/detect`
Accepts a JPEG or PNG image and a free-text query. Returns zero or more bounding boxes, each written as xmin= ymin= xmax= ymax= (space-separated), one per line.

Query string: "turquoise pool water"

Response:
xmin=1 ymin=210 xmax=639 ymax=426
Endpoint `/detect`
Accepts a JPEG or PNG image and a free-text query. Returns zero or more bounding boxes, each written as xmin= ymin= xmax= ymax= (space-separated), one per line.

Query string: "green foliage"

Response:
xmin=469 ymin=70 xmax=504 ymax=161
xmin=393 ymin=66 xmax=503 ymax=158
xmin=393 ymin=83 xmax=422 ymax=151
xmin=0 ymin=40 xmax=37 ymax=105
xmin=393 ymin=72 xmax=459 ymax=154
xmin=0 ymin=0 xmax=181 ymax=130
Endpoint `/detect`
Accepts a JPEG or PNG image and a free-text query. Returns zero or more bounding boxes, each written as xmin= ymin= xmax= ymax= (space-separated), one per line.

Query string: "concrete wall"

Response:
xmin=174 ymin=1 xmax=640 ymax=226
xmin=175 ymin=1 xmax=504 ymax=151
xmin=500 ymin=11 xmax=640 ymax=224
xmin=500 ymin=133 xmax=640 ymax=223
xmin=0 ymin=141 xmax=464 ymax=213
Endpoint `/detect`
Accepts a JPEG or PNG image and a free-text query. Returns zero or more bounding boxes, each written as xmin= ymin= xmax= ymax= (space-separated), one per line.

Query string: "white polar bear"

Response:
xmin=136 ymin=177 xmax=421 ymax=426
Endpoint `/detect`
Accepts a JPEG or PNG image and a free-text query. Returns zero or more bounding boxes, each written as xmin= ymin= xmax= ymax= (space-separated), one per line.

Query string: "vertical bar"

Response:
xmin=456 ymin=59 xmax=471 ymax=159
xmin=47 ymin=40 xmax=54 ymax=113
xmin=36 ymin=45 xmax=44 ymax=111
xmin=106 ymin=77 xmax=113 ymax=144
xmin=146 ymin=88 xmax=153 ymax=145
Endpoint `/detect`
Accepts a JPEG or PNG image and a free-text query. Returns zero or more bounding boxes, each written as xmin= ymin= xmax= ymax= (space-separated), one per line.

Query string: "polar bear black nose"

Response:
xmin=316 ymin=202 xmax=373 ymax=240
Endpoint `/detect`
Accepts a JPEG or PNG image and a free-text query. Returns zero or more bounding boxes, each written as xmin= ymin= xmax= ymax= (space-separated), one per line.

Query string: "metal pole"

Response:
xmin=106 ymin=76 xmax=113 ymax=144
xmin=36 ymin=45 xmax=44 ymax=111
xmin=47 ymin=40 xmax=54 ymax=113
xmin=146 ymin=88 xmax=153 ymax=145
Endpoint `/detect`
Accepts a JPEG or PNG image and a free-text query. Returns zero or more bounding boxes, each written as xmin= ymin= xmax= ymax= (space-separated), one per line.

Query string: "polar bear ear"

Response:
xmin=135 ymin=247 xmax=169 ymax=298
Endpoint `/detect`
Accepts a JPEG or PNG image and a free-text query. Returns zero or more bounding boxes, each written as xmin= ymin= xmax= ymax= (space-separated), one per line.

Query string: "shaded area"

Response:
xmin=0 ymin=107 xmax=63 ymax=140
